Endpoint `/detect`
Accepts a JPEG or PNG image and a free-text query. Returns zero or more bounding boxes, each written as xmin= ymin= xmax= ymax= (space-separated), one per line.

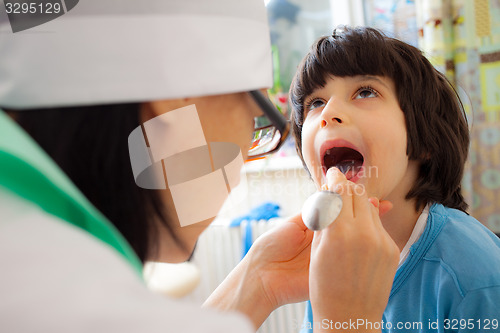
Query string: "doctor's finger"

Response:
xmin=326 ymin=167 xmax=348 ymax=193
xmin=351 ymin=184 xmax=371 ymax=219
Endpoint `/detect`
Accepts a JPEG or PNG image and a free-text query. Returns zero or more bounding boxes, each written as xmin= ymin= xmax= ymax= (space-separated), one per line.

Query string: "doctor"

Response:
xmin=0 ymin=0 xmax=398 ymax=332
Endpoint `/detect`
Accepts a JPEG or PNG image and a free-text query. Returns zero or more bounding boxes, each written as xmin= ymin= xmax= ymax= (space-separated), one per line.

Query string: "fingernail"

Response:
xmin=326 ymin=167 xmax=340 ymax=177
xmin=369 ymin=197 xmax=379 ymax=208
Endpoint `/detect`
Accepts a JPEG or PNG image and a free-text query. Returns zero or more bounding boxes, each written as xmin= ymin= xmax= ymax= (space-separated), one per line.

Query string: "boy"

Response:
xmin=291 ymin=26 xmax=500 ymax=332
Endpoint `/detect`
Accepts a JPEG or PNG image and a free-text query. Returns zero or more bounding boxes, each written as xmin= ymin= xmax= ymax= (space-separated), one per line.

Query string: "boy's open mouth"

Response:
xmin=322 ymin=146 xmax=364 ymax=181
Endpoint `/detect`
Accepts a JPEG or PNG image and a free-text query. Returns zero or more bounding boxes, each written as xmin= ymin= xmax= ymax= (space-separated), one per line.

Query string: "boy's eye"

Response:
xmin=306 ymin=98 xmax=326 ymax=111
xmin=354 ymin=87 xmax=378 ymax=99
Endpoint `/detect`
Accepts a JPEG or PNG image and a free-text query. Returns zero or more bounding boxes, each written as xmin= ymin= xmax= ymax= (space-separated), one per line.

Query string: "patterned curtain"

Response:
xmin=415 ymin=0 xmax=500 ymax=232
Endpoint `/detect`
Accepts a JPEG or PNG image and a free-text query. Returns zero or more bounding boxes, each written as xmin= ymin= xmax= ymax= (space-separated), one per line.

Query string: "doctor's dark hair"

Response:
xmin=290 ymin=26 xmax=469 ymax=213
xmin=8 ymin=104 xmax=185 ymax=263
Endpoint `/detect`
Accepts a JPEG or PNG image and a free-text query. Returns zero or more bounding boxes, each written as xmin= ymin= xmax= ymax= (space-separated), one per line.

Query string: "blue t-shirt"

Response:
xmin=301 ymin=203 xmax=500 ymax=332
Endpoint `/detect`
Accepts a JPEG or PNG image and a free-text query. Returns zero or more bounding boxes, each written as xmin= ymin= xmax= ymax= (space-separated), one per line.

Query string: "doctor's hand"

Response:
xmin=203 ymin=214 xmax=313 ymax=330
xmin=247 ymin=213 xmax=314 ymax=306
xmin=309 ymin=167 xmax=399 ymax=332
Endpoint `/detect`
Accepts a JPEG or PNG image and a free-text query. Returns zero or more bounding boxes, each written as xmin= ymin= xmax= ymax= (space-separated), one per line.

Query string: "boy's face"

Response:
xmin=301 ymin=75 xmax=419 ymax=201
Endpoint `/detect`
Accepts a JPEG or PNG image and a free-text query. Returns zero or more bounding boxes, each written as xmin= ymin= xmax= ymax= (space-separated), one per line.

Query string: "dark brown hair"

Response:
xmin=6 ymin=104 xmax=185 ymax=263
xmin=290 ymin=26 xmax=469 ymax=213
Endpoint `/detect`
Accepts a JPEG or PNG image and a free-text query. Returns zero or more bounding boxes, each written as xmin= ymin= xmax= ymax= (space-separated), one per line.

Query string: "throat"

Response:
xmin=379 ymin=197 xmax=424 ymax=253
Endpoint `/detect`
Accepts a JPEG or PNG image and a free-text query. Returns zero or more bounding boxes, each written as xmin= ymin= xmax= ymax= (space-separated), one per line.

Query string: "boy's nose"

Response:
xmin=319 ymin=99 xmax=348 ymax=128
xmin=320 ymin=117 xmax=342 ymax=128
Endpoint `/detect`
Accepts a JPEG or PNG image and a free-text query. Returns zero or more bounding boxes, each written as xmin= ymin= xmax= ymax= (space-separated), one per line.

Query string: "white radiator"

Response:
xmin=187 ymin=219 xmax=307 ymax=333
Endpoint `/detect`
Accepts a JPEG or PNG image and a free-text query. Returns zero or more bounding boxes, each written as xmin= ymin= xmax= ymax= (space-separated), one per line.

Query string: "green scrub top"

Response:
xmin=0 ymin=109 xmax=143 ymax=276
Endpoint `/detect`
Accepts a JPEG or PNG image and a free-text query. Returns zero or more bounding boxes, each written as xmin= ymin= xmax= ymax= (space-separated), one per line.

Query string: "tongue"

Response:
xmin=336 ymin=159 xmax=363 ymax=180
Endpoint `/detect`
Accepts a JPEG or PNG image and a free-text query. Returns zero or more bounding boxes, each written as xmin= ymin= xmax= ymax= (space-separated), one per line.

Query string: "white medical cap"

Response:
xmin=0 ymin=0 xmax=273 ymax=109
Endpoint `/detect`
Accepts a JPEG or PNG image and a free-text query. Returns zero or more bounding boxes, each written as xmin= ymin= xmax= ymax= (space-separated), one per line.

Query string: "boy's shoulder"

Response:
xmin=423 ymin=203 xmax=500 ymax=293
